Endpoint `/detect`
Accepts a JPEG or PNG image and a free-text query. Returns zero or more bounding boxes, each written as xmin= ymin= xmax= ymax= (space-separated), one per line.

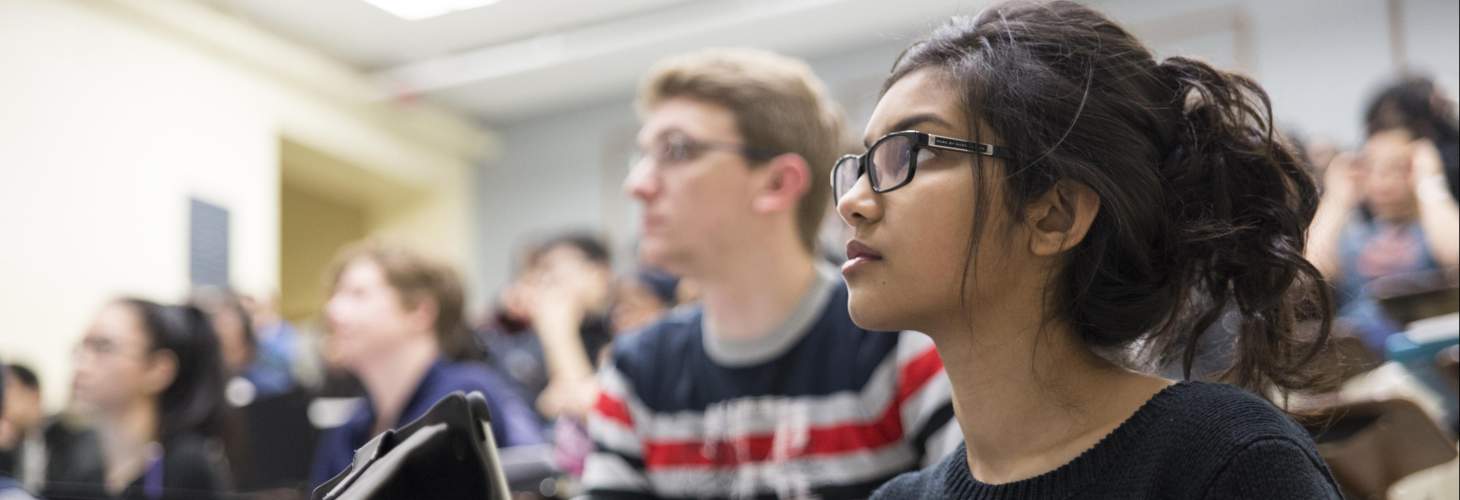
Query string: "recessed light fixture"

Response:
xmin=359 ymin=0 xmax=501 ymax=21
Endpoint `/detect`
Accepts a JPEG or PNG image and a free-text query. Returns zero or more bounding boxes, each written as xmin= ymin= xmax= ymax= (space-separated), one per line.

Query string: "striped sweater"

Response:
xmin=584 ymin=267 xmax=961 ymax=499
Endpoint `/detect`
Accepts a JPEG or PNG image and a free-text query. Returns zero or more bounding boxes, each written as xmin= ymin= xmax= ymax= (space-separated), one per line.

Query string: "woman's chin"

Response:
xmin=846 ymin=294 xmax=903 ymax=332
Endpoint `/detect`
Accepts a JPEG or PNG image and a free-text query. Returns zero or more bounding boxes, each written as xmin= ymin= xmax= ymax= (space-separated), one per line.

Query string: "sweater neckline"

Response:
xmin=942 ymin=381 xmax=1194 ymax=499
xmin=700 ymin=264 xmax=837 ymax=367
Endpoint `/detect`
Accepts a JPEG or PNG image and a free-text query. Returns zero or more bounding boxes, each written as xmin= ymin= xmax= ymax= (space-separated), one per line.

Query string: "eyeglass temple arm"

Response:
xmin=924 ymin=133 xmax=1015 ymax=160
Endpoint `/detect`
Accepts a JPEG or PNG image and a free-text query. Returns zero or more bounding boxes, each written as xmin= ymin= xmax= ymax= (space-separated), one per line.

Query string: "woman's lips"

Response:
xmin=846 ymin=240 xmax=883 ymax=261
xmin=843 ymin=240 xmax=884 ymax=275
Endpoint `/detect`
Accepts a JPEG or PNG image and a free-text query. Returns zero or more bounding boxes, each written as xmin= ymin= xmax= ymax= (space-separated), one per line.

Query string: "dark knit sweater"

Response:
xmin=872 ymin=382 xmax=1342 ymax=499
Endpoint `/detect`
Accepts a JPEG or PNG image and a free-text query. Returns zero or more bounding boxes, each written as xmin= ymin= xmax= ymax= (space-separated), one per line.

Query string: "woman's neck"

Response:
xmin=927 ymin=291 xmax=1170 ymax=485
xmin=356 ymin=337 xmax=440 ymax=435
xmin=95 ymin=399 xmax=160 ymax=495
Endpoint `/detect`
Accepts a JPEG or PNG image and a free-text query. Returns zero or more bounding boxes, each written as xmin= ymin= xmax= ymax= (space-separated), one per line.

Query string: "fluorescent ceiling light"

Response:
xmin=360 ymin=0 xmax=500 ymax=21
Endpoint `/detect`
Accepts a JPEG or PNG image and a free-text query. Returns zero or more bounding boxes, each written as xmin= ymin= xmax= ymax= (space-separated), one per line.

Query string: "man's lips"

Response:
xmin=640 ymin=213 xmax=666 ymax=231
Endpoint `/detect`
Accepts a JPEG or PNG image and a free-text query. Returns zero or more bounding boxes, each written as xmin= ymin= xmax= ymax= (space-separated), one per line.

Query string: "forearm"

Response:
xmin=1305 ymin=196 xmax=1352 ymax=280
xmin=536 ymin=312 xmax=596 ymax=383
xmin=1416 ymin=178 xmax=1460 ymax=268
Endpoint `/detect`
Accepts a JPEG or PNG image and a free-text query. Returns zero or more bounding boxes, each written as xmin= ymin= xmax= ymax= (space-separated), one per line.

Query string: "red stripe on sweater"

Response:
xmin=642 ymin=401 xmax=904 ymax=469
xmin=590 ymin=345 xmax=946 ymax=470
xmin=593 ymin=392 xmax=634 ymax=428
xmin=896 ymin=347 xmax=944 ymax=405
xmin=641 ymin=349 xmax=945 ymax=469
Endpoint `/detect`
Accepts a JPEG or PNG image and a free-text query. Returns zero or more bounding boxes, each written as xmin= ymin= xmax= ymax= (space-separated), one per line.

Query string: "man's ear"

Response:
xmin=1025 ymin=179 xmax=1100 ymax=256
xmin=406 ymin=296 xmax=440 ymax=338
xmin=750 ymin=153 xmax=811 ymax=214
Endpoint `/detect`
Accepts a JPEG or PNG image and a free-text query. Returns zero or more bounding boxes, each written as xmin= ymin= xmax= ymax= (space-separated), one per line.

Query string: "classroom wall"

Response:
xmin=473 ymin=0 xmax=1459 ymax=298
xmin=0 ymin=0 xmax=491 ymax=409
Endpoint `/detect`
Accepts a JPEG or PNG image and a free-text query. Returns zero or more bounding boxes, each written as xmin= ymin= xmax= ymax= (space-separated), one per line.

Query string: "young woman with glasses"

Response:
xmin=834 ymin=2 xmax=1342 ymax=498
xmin=66 ymin=299 xmax=230 ymax=500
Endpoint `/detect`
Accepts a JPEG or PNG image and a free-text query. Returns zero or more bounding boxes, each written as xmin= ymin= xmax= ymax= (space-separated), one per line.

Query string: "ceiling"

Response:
xmin=203 ymin=0 xmax=976 ymax=124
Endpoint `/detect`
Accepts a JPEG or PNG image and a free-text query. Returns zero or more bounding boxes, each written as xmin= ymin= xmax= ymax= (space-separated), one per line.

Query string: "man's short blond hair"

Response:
xmin=638 ymin=48 xmax=845 ymax=252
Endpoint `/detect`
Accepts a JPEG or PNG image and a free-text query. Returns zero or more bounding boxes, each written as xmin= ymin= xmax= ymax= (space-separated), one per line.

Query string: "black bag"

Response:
xmin=312 ymin=391 xmax=511 ymax=500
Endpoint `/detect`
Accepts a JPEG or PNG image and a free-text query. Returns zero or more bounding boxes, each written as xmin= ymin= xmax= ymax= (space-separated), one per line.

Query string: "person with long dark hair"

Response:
xmin=1306 ymin=77 xmax=1460 ymax=349
xmin=832 ymin=1 xmax=1342 ymax=497
xmin=65 ymin=299 xmax=230 ymax=500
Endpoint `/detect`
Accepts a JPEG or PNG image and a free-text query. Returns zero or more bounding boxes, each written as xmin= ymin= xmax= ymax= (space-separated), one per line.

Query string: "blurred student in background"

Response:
xmin=1307 ymin=78 xmax=1460 ymax=349
xmin=243 ymin=293 xmax=307 ymax=377
xmin=0 ymin=360 xmax=39 ymax=500
xmin=0 ymin=364 xmax=43 ymax=493
xmin=481 ymin=233 xmax=687 ymax=478
xmin=191 ymin=287 xmax=295 ymax=402
xmin=583 ymin=47 xmax=959 ymax=498
xmin=609 ymin=267 xmax=680 ymax=335
xmin=309 ymin=240 xmax=543 ymax=487
xmin=61 ymin=299 xmax=232 ymax=500
xmin=481 ymin=232 xmax=617 ymax=422
xmin=1365 ymin=77 xmax=1460 ymax=199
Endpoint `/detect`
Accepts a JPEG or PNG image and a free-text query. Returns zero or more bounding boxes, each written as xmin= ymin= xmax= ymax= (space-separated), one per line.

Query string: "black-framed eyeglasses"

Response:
xmin=831 ymin=130 xmax=1015 ymax=202
xmin=632 ymin=132 xmax=779 ymax=169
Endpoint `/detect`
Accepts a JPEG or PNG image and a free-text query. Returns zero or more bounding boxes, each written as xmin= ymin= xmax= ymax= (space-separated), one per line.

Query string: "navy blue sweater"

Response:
xmin=873 ymin=382 xmax=1341 ymax=499
xmin=310 ymin=360 xmax=543 ymax=487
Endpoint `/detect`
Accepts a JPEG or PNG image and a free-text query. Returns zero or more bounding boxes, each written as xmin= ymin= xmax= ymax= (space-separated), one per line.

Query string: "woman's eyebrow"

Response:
xmin=864 ymin=113 xmax=956 ymax=147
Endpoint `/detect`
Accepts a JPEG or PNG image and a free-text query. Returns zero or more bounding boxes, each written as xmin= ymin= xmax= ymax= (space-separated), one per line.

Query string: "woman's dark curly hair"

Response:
xmin=887 ymin=0 xmax=1336 ymax=398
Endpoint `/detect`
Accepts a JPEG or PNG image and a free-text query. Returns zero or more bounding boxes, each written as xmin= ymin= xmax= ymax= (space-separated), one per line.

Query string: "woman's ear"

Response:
xmin=143 ymin=350 xmax=179 ymax=396
xmin=751 ymin=153 xmax=811 ymax=214
xmin=1025 ymin=180 xmax=1100 ymax=256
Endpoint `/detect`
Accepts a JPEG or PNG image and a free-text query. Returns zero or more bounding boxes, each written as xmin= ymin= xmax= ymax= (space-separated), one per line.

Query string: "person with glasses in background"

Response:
xmin=58 ymin=299 xmax=232 ymax=500
xmin=834 ymin=2 xmax=1341 ymax=497
xmin=582 ymin=48 xmax=961 ymax=499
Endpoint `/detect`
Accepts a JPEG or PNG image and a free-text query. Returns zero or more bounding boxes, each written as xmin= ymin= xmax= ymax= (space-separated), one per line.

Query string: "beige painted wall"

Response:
xmin=0 ymin=0 xmax=491 ymax=409
xmin=279 ymin=184 xmax=368 ymax=325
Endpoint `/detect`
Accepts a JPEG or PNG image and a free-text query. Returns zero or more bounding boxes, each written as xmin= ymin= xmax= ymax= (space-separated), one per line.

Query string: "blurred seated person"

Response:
xmin=0 ymin=358 xmax=38 ymax=500
xmin=1307 ymin=130 xmax=1460 ymax=349
xmin=1365 ymin=76 xmax=1460 ymax=200
xmin=29 ymin=415 xmax=102 ymax=500
xmin=191 ymin=287 xmax=294 ymax=402
xmin=542 ymin=265 xmax=683 ymax=478
xmin=309 ymin=241 xmax=543 ymax=488
xmin=4 ymin=382 xmax=108 ymax=500
xmin=242 ymin=292 xmax=305 ymax=374
xmin=610 ymin=267 xmax=680 ymax=335
xmin=480 ymin=232 xmax=617 ymax=421
xmin=0 ymin=364 xmax=43 ymax=492
xmin=193 ymin=287 xmax=324 ymax=493
xmin=57 ymin=298 xmax=232 ymax=500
